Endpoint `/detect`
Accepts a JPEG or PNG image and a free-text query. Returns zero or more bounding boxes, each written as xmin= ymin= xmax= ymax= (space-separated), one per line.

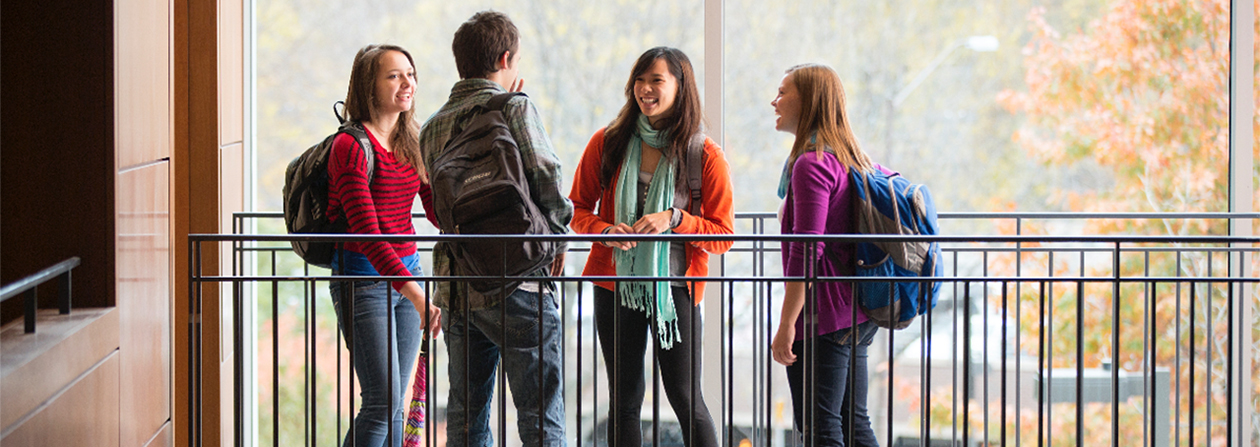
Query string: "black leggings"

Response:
xmin=594 ymin=285 xmax=718 ymax=447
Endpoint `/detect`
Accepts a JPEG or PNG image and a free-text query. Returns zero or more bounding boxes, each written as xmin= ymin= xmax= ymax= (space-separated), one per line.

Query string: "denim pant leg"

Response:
xmin=492 ymin=289 xmax=565 ymax=447
xmin=444 ymin=288 xmax=565 ymax=447
xmin=785 ymin=320 xmax=880 ymax=447
xmin=331 ymin=276 xmax=422 ymax=447
xmin=443 ymin=302 xmax=502 ymax=447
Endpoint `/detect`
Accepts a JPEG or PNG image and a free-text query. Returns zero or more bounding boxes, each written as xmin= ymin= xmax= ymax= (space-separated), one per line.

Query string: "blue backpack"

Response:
xmin=848 ymin=168 xmax=942 ymax=330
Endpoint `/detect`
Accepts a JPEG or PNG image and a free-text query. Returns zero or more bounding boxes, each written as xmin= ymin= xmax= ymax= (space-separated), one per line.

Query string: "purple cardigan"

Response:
xmin=780 ymin=152 xmax=892 ymax=339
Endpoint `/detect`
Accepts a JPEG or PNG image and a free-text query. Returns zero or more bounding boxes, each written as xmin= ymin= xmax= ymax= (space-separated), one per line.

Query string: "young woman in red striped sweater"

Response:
xmin=326 ymin=44 xmax=442 ymax=447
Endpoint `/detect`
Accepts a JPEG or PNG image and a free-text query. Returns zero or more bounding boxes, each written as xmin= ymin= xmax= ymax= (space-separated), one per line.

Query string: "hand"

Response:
xmin=602 ymin=223 xmax=638 ymax=251
xmin=422 ymin=303 xmax=442 ymax=338
xmin=549 ymin=252 xmax=566 ymax=277
xmin=632 ymin=210 xmax=674 ymax=235
xmin=771 ymin=326 xmax=797 ymax=366
xmin=401 ymin=281 xmax=442 ymax=337
xmin=509 ymin=77 xmax=525 ymax=92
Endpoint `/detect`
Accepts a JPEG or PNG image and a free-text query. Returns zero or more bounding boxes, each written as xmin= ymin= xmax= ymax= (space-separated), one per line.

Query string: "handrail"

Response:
xmin=0 ymin=257 xmax=81 ymax=302
xmin=0 ymin=256 xmax=79 ymax=333
xmin=233 ymin=210 xmax=1260 ymax=220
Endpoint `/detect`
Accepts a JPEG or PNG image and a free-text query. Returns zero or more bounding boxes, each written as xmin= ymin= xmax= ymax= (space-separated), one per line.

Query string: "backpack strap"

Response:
xmin=450 ymin=92 xmax=526 ymax=137
xmin=485 ymin=92 xmax=525 ymax=112
xmin=339 ymin=121 xmax=375 ymax=183
xmin=685 ymin=134 xmax=705 ymax=217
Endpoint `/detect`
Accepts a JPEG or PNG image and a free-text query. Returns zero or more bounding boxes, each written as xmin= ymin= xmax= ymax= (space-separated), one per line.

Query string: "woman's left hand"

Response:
xmin=771 ymin=326 xmax=797 ymax=366
xmin=632 ymin=209 xmax=674 ymax=235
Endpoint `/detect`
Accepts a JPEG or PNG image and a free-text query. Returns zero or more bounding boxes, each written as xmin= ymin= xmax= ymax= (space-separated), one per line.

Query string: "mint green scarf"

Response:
xmin=614 ymin=114 xmax=681 ymax=350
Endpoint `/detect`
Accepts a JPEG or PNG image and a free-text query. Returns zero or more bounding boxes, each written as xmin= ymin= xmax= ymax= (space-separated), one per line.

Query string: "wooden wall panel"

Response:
xmin=143 ymin=422 xmax=172 ymax=447
xmin=0 ymin=308 xmax=119 ymax=432
xmin=218 ymin=0 xmax=244 ymax=146
xmin=0 ymin=352 xmax=120 ymax=447
xmin=116 ymin=0 xmax=172 ymax=168
xmin=175 ymin=0 xmax=248 ymax=443
xmin=118 ymin=163 xmax=171 ymax=447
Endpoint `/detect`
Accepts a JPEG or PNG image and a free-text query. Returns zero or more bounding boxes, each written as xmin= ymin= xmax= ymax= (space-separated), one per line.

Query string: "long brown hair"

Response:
xmin=785 ymin=63 xmax=873 ymax=173
xmin=600 ymin=47 xmax=704 ymax=193
xmin=343 ymin=44 xmax=425 ymax=177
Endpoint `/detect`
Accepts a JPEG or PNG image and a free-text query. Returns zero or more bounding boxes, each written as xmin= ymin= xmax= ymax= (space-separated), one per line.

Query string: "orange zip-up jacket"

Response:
xmin=568 ymin=127 xmax=735 ymax=303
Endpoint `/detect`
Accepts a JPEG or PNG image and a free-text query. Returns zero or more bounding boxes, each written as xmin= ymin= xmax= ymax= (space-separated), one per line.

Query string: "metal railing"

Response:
xmin=1 ymin=257 xmax=81 ymax=333
xmin=187 ymin=212 xmax=1259 ymax=447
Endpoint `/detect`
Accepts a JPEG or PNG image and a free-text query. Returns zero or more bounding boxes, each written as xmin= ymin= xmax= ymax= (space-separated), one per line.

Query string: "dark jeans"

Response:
xmin=594 ymin=285 xmax=718 ymax=447
xmin=330 ymin=252 xmax=423 ymax=447
xmin=786 ymin=320 xmax=880 ymax=447
xmin=442 ymin=288 xmax=565 ymax=447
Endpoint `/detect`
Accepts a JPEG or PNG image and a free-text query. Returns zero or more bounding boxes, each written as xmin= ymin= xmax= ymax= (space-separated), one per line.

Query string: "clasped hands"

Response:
xmin=602 ymin=209 xmax=674 ymax=251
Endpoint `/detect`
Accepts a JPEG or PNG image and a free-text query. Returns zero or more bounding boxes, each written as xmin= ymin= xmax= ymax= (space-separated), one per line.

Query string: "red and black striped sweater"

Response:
xmin=327 ymin=128 xmax=436 ymax=291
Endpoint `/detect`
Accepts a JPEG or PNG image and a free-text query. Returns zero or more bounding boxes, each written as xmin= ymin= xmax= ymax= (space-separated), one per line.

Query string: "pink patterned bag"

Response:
xmin=403 ymin=345 xmax=428 ymax=447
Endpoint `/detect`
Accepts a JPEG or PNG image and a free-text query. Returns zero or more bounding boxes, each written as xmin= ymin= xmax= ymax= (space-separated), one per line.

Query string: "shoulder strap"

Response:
xmin=686 ymin=134 xmax=705 ymax=217
xmin=486 ymin=92 xmax=525 ymax=112
xmin=339 ymin=122 xmax=374 ymax=183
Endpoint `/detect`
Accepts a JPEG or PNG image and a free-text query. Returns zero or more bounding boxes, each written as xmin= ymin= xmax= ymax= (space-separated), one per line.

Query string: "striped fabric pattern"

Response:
xmin=327 ymin=128 xmax=432 ymax=290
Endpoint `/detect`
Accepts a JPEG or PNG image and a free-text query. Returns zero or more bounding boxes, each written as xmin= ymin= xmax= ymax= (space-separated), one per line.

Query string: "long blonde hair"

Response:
xmin=785 ymin=63 xmax=873 ymax=173
xmin=343 ymin=44 xmax=425 ymax=177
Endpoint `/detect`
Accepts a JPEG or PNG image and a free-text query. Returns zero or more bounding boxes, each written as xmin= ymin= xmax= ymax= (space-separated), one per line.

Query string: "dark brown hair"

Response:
xmin=452 ymin=10 xmax=519 ymax=79
xmin=600 ymin=47 xmax=704 ymax=192
xmin=343 ymin=44 xmax=424 ymax=176
xmin=785 ymin=63 xmax=872 ymax=173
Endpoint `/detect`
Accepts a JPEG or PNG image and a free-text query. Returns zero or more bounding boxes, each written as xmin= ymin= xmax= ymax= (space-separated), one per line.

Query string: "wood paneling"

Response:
xmin=219 ymin=143 xmax=244 ymax=363
xmin=143 ymin=422 xmax=172 ymax=447
xmin=116 ymin=0 xmax=172 ymax=168
xmin=174 ymin=0 xmax=247 ymax=444
xmin=0 ymin=308 xmax=119 ymax=432
xmin=118 ymin=163 xmax=171 ymax=447
xmin=1 ymin=352 xmax=120 ymax=447
xmin=218 ymin=0 xmax=244 ymax=145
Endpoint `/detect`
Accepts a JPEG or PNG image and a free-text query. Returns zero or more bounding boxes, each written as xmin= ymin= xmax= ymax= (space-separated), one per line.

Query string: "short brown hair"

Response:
xmin=451 ymin=10 xmax=519 ymax=79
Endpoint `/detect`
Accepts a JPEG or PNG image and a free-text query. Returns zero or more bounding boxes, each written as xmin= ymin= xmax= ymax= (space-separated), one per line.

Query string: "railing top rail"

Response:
xmin=234 ymin=210 xmax=1260 ymax=220
xmin=0 ymin=257 xmax=80 ymax=302
xmin=189 ymin=233 xmax=1260 ymax=244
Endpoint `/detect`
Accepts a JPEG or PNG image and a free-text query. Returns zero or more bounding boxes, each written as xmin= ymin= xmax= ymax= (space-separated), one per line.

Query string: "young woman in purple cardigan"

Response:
xmin=769 ymin=63 xmax=891 ymax=447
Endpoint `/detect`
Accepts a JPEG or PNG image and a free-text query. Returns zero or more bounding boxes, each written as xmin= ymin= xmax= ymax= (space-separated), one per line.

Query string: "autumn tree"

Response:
xmin=990 ymin=0 xmax=1257 ymax=445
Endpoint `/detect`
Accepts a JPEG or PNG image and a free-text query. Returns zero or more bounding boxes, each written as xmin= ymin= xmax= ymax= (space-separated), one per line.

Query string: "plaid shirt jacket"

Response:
xmin=418 ymin=78 xmax=573 ymax=310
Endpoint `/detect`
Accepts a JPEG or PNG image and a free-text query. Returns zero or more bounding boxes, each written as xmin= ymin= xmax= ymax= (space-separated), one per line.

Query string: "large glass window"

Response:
xmin=256 ymin=0 xmax=704 ymax=216
xmin=724 ymin=0 xmax=1237 ymax=223
xmin=254 ymin=1 xmax=703 ymax=445
xmin=723 ymin=1 xmax=1245 ymax=445
xmin=249 ymin=1 xmax=1254 ymax=446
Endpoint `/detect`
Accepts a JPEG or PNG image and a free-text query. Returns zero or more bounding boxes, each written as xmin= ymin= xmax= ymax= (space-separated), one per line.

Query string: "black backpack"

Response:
xmin=283 ymin=102 xmax=374 ymax=269
xmin=430 ymin=92 xmax=555 ymax=295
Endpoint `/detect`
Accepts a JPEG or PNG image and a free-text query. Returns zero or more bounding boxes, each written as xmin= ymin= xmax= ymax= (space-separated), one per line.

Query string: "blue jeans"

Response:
xmin=786 ymin=320 xmax=880 ymax=447
xmin=330 ymin=251 xmax=423 ymax=447
xmin=442 ymin=288 xmax=565 ymax=447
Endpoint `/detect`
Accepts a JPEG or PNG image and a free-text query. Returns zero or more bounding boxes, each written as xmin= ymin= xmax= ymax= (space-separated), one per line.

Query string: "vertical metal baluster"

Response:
xmin=1038 ymin=280 xmax=1046 ymax=447
xmin=1190 ymin=279 xmax=1196 ymax=447
xmin=1076 ymin=280 xmax=1084 ymax=447
xmin=1001 ymin=281 xmax=1008 ymax=446
xmin=1113 ymin=242 xmax=1122 ymax=447
xmin=962 ymin=281 xmax=972 ymax=447
xmin=952 ymin=251 xmax=960 ymax=447
xmin=273 ymin=278 xmax=281 ymax=447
